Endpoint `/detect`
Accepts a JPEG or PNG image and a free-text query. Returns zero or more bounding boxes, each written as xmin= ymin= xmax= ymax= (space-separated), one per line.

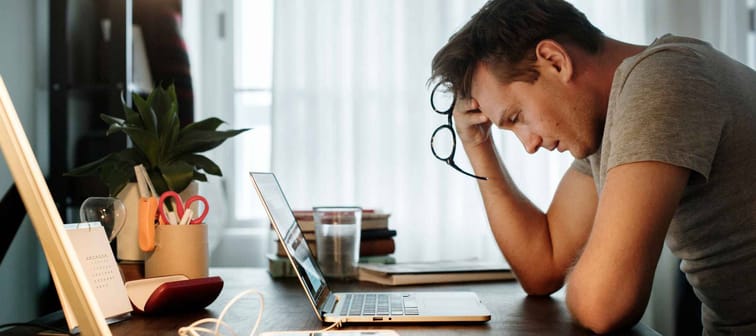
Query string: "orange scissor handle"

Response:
xmin=138 ymin=197 xmax=158 ymax=252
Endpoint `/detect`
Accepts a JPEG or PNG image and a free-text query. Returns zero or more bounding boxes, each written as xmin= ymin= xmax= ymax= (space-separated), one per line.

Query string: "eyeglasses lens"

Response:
xmin=431 ymin=83 xmax=454 ymax=113
xmin=431 ymin=126 xmax=454 ymax=160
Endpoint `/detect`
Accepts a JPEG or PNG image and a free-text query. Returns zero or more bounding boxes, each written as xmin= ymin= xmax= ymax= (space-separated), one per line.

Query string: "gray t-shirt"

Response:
xmin=572 ymin=35 xmax=756 ymax=335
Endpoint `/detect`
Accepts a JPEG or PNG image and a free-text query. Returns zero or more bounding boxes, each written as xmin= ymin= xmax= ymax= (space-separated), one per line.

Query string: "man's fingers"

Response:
xmin=455 ymin=109 xmax=489 ymax=127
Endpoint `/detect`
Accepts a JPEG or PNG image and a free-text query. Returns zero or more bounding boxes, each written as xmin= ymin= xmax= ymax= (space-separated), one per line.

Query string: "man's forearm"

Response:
xmin=464 ymin=139 xmax=570 ymax=294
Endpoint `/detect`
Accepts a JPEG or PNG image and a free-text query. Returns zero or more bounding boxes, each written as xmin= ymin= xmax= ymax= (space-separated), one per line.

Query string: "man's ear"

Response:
xmin=535 ymin=40 xmax=573 ymax=83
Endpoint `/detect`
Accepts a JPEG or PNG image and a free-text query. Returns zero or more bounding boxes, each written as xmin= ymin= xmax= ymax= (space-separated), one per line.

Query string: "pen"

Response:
xmin=162 ymin=203 xmax=179 ymax=225
xmin=178 ymin=208 xmax=194 ymax=225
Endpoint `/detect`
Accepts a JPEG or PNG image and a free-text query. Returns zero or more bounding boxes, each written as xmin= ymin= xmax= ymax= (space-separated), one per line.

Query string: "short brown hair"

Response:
xmin=430 ymin=0 xmax=604 ymax=98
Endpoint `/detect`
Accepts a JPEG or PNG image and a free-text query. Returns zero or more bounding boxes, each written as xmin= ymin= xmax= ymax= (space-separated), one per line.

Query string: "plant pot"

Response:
xmin=116 ymin=181 xmax=199 ymax=261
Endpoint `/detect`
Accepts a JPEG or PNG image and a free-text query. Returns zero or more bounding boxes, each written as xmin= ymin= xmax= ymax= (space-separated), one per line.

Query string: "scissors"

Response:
xmin=158 ymin=191 xmax=210 ymax=225
xmin=135 ymin=164 xmax=159 ymax=251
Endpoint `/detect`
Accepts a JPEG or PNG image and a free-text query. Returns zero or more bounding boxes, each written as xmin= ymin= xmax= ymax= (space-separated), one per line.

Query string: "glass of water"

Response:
xmin=313 ymin=206 xmax=362 ymax=279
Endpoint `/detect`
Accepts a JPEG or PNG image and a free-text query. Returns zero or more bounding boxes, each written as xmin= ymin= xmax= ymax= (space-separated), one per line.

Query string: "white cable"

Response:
xmin=318 ymin=319 xmax=345 ymax=332
xmin=178 ymin=289 xmax=265 ymax=336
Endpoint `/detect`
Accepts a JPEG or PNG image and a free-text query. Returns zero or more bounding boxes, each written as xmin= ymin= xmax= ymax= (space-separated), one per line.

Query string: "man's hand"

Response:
xmin=453 ymin=97 xmax=493 ymax=148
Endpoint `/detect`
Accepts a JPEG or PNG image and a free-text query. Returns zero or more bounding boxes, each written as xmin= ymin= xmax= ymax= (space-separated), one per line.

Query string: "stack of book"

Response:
xmin=268 ymin=209 xmax=397 ymax=278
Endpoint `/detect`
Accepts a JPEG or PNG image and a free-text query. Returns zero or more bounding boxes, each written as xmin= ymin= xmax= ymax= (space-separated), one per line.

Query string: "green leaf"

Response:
xmin=121 ymin=127 xmax=160 ymax=165
xmin=105 ymin=124 xmax=123 ymax=136
xmin=64 ymin=153 xmax=116 ymax=177
xmin=192 ymin=171 xmax=208 ymax=182
xmin=101 ymin=114 xmax=127 ymax=136
xmin=148 ymin=171 xmax=170 ymax=195
xmin=174 ymin=129 xmax=250 ymax=156
xmin=101 ymin=114 xmax=125 ymax=126
xmin=78 ymin=149 xmax=141 ymax=195
xmin=133 ymin=92 xmax=157 ymax=134
xmin=159 ymin=161 xmax=195 ymax=193
xmin=181 ymin=154 xmax=222 ymax=176
xmin=154 ymin=85 xmax=179 ymax=135
xmin=99 ymin=159 xmax=135 ymax=196
xmin=182 ymin=117 xmax=225 ymax=133
xmin=159 ymin=115 xmax=181 ymax=161
xmin=126 ymin=95 xmax=146 ymax=128
xmin=117 ymin=147 xmax=150 ymax=163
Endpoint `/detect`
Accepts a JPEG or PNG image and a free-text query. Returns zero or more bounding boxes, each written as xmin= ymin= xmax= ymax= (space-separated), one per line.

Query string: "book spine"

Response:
xmin=267 ymin=254 xmax=395 ymax=278
xmin=360 ymin=229 xmax=397 ymax=240
xmin=275 ymin=238 xmax=395 ymax=258
xmin=293 ymin=210 xmax=390 ymax=231
xmin=359 ymin=238 xmax=395 ymax=256
xmin=273 ymin=219 xmax=392 ymax=233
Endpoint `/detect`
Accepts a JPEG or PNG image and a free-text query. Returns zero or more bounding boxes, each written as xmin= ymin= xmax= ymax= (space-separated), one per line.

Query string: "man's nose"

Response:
xmin=515 ymin=130 xmax=541 ymax=154
xmin=468 ymin=98 xmax=480 ymax=110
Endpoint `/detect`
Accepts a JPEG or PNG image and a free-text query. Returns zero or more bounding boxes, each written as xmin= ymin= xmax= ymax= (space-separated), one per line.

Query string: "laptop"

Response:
xmin=249 ymin=172 xmax=492 ymax=323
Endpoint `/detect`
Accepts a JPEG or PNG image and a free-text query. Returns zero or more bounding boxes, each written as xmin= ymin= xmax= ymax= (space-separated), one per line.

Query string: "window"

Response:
xmin=232 ymin=0 xmax=273 ymax=225
xmin=749 ymin=0 xmax=756 ymax=67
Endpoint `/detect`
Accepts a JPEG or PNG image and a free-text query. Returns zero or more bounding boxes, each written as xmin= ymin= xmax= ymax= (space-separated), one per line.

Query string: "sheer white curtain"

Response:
xmin=272 ymin=0 xmax=499 ymax=262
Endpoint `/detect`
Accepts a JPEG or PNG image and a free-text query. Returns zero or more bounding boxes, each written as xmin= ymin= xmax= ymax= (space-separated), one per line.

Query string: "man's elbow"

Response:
xmin=518 ymin=273 xmax=564 ymax=296
xmin=566 ymin=283 xmax=645 ymax=334
xmin=571 ymin=308 xmax=640 ymax=334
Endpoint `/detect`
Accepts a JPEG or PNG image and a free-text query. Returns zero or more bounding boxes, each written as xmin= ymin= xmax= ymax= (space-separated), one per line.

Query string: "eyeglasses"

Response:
xmin=429 ymin=82 xmax=487 ymax=180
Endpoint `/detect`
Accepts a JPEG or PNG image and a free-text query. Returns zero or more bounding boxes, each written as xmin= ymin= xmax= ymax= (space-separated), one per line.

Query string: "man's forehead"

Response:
xmin=471 ymin=64 xmax=516 ymax=106
xmin=470 ymin=63 xmax=497 ymax=97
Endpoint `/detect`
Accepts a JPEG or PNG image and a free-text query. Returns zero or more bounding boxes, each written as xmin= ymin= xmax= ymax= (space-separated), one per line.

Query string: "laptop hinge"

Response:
xmin=321 ymin=292 xmax=337 ymax=316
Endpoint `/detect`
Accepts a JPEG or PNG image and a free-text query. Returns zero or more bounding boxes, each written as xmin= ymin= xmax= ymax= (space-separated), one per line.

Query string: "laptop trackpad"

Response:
xmin=415 ymin=292 xmax=489 ymax=315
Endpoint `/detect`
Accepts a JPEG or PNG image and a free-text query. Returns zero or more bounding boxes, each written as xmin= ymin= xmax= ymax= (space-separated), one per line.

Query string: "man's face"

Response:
xmin=470 ymin=62 xmax=603 ymax=159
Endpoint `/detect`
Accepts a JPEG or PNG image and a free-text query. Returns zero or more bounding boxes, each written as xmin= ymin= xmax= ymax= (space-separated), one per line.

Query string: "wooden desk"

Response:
xmin=6 ymin=268 xmax=660 ymax=335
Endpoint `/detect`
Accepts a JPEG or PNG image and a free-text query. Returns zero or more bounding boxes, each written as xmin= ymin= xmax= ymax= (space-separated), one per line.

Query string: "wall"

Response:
xmin=0 ymin=0 xmax=49 ymax=325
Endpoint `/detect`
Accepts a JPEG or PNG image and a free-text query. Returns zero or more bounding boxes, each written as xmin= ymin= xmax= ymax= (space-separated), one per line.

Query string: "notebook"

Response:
xmin=249 ymin=172 xmax=491 ymax=323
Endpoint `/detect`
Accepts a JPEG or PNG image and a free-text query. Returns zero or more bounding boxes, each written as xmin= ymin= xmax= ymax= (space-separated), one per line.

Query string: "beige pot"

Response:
xmin=116 ymin=181 xmax=199 ymax=261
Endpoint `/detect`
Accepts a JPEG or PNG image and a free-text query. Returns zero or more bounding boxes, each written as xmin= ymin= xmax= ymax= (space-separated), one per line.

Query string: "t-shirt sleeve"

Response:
xmin=607 ymin=47 xmax=727 ymax=181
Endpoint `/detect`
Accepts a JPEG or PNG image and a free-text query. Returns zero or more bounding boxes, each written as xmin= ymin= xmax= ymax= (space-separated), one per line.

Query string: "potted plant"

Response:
xmin=66 ymin=84 xmax=249 ymax=196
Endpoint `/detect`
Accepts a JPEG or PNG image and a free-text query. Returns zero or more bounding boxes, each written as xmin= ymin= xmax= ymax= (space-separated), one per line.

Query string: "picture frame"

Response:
xmin=0 ymin=76 xmax=111 ymax=335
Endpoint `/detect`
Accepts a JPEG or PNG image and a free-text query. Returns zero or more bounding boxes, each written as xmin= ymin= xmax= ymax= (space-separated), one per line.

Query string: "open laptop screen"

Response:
xmin=250 ymin=173 xmax=327 ymax=304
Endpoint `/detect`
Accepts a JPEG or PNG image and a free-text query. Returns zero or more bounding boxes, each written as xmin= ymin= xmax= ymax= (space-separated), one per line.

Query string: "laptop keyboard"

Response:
xmin=339 ymin=293 xmax=419 ymax=316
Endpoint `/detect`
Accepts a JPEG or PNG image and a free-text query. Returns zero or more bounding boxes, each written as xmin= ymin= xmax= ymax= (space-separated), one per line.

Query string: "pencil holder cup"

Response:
xmin=145 ymin=223 xmax=208 ymax=279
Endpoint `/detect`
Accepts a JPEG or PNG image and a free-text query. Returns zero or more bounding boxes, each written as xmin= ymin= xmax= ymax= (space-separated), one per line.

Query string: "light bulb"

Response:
xmin=79 ymin=197 xmax=127 ymax=242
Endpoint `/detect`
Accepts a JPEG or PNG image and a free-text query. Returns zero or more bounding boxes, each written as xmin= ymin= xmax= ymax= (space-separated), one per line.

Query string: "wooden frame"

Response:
xmin=0 ymin=76 xmax=111 ymax=335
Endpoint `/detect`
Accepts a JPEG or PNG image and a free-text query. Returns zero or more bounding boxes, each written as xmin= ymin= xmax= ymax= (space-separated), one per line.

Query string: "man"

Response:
xmin=429 ymin=0 xmax=755 ymax=334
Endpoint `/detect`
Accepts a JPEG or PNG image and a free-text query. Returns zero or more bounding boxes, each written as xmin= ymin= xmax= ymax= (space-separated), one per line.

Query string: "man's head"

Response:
xmin=431 ymin=0 xmax=603 ymax=98
xmin=430 ymin=0 xmax=608 ymax=158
